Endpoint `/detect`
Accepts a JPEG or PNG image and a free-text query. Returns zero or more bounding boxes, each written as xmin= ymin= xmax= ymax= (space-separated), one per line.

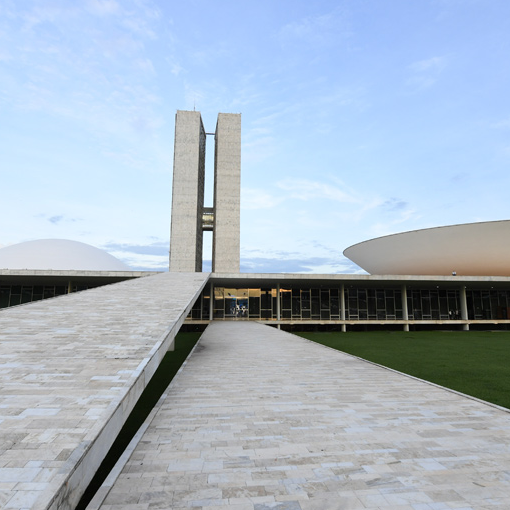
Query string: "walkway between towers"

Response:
xmin=93 ymin=321 xmax=510 ymax=509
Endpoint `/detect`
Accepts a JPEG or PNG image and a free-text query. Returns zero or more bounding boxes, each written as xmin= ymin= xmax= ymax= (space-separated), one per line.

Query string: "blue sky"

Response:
xmin=1 ymin=0 xmax=510 ymax=273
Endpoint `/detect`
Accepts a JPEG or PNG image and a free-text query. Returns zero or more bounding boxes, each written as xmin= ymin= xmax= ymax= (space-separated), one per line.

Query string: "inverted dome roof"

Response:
xmin=344 ymin=220 xmax=510 ymax=276
xmin=0 ymin=239 xmax=130 ymax=271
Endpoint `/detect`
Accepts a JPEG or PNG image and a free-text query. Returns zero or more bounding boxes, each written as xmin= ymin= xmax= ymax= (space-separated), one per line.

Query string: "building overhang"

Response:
xmin=0 ymin=269 xmax=158 ymax=286
xmin=209 ymin=272 xmax=510 ymax=290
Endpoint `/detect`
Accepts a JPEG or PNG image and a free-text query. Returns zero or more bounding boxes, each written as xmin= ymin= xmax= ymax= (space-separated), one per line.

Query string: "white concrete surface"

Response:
xmin=0 ymin=271 xmax=209 ymax=510
xmin=99 ymin=322 xmax=510 ymax=509
xmin=344 ymin=220 xmax=510 ymax=276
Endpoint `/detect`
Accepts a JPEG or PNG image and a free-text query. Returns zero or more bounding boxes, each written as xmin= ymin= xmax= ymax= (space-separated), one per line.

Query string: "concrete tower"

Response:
xmin=169 ymin=111 xmax=206 ymax=272
xmin=212 ymin=113 xmax=241 ymax=273
xmin=169 ymin=110 xmax=241 ymax=273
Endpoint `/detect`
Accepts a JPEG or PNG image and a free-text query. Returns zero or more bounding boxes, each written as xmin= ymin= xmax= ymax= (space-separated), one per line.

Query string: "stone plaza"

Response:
xmin=94 ymin=321 xmax=510 ymax=509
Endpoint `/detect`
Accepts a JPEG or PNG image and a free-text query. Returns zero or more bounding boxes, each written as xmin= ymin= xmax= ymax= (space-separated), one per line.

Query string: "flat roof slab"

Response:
xmin=0 ymin=272 xmax=209 ymax=510
xmin=99 ymin=322 xmax=510 ymax=509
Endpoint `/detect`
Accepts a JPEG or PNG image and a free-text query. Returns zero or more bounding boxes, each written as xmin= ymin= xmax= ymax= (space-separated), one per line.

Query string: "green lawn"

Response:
xmin=296 ymin=331 xmax=510 ymax=410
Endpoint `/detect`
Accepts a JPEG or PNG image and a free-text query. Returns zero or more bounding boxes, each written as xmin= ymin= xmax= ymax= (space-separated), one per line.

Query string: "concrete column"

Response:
xmin=340 ymin=284 xmax=346 ymax=332
xmin=170 ymin=110 xmax=206 ymax=272
xmin=402 ymin=285 xmax=409 ymax=332
xmin=212 ymin=113 xmax=241 ymax=273
xmin=209 ymin=281 xmax=214 ymax=321
xmin=460 ymin=286 xmax=469 ymax=331
xmin=68 ymin=281 xmax=73 ymax=294
xmin=276 ymin=283 xmax=281 ymax=330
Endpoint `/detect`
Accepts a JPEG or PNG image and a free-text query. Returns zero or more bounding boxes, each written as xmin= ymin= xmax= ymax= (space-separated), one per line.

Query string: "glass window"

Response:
xmin=367 ymin=289 xmax=376 ymax=317
xmin=21 ymin=286 xmax=33 ymax=304
xmin=0 ymin=287 xmax=10 ymax=308
xmin=43 ymin=287 xmax=55 ymax=299
xmin=55 ymin=286 xmax=66 ymax=296
xmin=9 ymin=294 xmax=21 ymax=306
xmin=311 ymin=288 xmax=320 ymax=318
xmin=213 ymin=287 xmax=224 ymax=319
xmin=191 ymin=299 xmax=202 ymax=319
xmin=292 ymin=289 xmax=301 ymax=318
xmin=395 ymin=291 xmax=402 ymax=310
xmin=348 ymin=293 xmax=358 ymax=318
xmin=260 ymin=288 xmax=271 ymax=310
xmin=249 ymin=288 xmax=260 ymax=317
xmin=202 ymin=295 xmax=210 ymax=320
xmin=320 ymin=289 xmax=330 ymax=309
xmin=330 ymin=289 xmax=339 ymax=317
xmin=281 ymin=289 xmax=291 ymax=310
xmin=301 ymin=289 xmax=311 ymax=311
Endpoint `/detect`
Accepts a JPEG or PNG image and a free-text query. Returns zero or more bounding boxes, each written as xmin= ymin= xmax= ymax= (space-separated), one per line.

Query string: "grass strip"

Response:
xmin=297 ymin=331 xmax=510 ymax=410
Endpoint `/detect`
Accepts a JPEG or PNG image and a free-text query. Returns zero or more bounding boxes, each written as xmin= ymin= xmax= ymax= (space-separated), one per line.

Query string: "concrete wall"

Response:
xmin=212 ymin=113 xmax=241 ymax=273
xmin=169 ymin=111 xmax=206 ymax=272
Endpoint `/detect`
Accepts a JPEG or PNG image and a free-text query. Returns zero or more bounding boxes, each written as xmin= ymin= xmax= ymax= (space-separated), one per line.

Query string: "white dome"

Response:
xmin=0 ymin=239 xmax=130 ymax=271
xmin=344 ymin=220 xmax=510 ymax=276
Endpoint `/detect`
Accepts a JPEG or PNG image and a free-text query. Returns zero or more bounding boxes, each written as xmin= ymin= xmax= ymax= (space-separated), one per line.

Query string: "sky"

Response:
xmin=1 ymin=0 xmax=510 ymax=273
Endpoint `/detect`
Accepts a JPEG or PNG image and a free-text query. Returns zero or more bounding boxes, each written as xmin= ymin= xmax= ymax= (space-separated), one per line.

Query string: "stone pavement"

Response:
xmin=0 ymin=272 xmax=209 ymax=510
xmin=98 ymin=321 xmax=510 ymax=510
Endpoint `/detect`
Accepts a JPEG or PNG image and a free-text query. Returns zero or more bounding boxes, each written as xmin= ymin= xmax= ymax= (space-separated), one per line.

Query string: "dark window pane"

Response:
xmin=10 ymin=294 xmax=21 ymax=306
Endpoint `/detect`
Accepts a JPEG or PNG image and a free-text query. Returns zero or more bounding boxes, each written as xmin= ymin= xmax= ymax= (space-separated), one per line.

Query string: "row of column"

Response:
xmin=207 ymin=283 xmax=470 ymax=331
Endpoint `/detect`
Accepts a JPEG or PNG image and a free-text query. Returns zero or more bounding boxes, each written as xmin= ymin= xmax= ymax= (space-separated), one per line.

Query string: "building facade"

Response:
xmin=185 ymin=274 xmax=510 ymax=331
xmin=3 ymin=111 xmax=510 ymax=333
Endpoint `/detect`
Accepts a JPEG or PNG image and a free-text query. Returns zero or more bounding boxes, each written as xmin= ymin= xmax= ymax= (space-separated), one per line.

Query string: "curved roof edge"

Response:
xmin=343 ymin=220 xmax=510 ymax=276
xmin=344 ymin=219 xmax=510 ymax=253
xmin=0 ymin=239 xmax=131 ymax=271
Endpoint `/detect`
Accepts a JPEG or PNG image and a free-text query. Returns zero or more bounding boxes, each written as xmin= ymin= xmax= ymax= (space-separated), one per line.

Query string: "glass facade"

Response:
xmin=466 ymin=289 xmax=510 ymax=320
xmin=346 ymin=288 xmax=403 ymax=320
xmin=4 ymin=280 xmax=510 ymax=325
xmin=0 ymin=284 xmax=89 ymax=309
xmin=188 ymin=285 xmax=510 ymax=323
xmin=407 ymin=289 xmax=460 ymax=320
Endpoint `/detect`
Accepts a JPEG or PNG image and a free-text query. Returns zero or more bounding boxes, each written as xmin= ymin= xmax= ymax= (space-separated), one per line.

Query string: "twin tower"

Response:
xmin=169 ymin=111 xmax=241 ymax=273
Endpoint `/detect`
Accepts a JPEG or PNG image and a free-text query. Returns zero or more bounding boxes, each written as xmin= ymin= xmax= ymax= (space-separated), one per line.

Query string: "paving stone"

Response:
xmin=99 ymin=321 xmax=510 ymax=509
xmin=0 ymin=272 xmax=208 ymax=509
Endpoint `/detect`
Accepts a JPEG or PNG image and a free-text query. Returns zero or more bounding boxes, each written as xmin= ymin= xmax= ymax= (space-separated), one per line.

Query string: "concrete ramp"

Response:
xmin=0 ymin=272 xmax=208 ymax=510
xmin=98 ymin=321 xmax=510 ymax=509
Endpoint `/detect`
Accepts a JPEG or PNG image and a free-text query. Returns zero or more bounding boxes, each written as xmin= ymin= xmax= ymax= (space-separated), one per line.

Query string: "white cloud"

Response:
xmin=86 ymin=0 xmax=120 ymax=17
xmin=491 ymin=118 xmax=510 ymax=129
xmin=0 ymin=48 xmax=12 ymax=62
xmin=241 ymin=188 xmax=283 ymax=210
xmin=369 ymin=206 xmax=421 ymax=238
xmin=277 ymin=178 xmax=360 ymax=203
xmin=112 ymin=251 xmax=167 ymax=270
xmin=278 ymin=9 xmax=351 ymax=48
xmin=0 ymin=1 xmax=168 ymax=146
xmin=183 ymin=84 xmax=206 ymax=111
xmin=409 ymin=56 xmax=447 ymax=73
xmin=121 ymin=14 xmax=158 ymax=39
xmin=407 ymin=55 xmax=448 ymax=90
xmin=135 ymin=58 xmax=155 ymax=74
xmin=170 ymin=62 xmax=184 ymax=76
